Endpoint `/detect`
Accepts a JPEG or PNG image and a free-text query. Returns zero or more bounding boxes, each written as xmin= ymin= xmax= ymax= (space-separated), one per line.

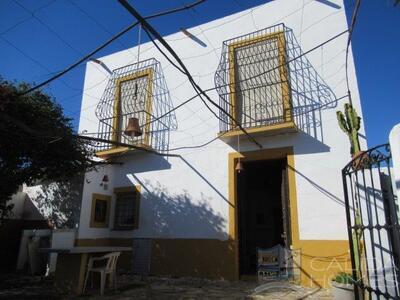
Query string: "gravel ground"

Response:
xmin=0 ymin=274 xmax=333 ymax=299
xmin=84 ymin=275 xmax=333 ymax=300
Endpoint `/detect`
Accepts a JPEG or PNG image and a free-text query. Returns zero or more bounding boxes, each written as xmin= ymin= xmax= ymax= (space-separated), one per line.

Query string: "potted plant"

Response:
xmin=331 ymin=272 xmax=355 ymax=300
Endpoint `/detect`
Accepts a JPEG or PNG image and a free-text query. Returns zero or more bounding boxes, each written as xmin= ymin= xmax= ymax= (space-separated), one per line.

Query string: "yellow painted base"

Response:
xmin=295 ymin=240 xmax=351 ymax=288
xmin=219 ymin=121 xmax=297 ymax=140
xmin=74 ymin=237 xmax=349 ymax=287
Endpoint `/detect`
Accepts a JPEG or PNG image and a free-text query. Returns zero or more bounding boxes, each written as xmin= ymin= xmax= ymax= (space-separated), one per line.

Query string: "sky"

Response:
xmin=0 ymin=0 xmax=399 ymax=148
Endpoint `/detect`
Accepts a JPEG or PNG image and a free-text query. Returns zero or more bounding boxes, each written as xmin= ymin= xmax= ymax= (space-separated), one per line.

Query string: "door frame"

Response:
xmin=228 ymin=146 xmax=300 ymax=280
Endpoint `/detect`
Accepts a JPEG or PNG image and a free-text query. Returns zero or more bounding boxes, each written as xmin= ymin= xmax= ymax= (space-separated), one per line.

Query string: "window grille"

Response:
xmin=94 ymin=58 xmax=177 ymax=154
xmin=114 ymin=191 xmax=139 ymax=230
xmin=215 ymin=23 xmax=337 ymax=133
xmin=94 ymin=199 xmax=108 ymax=223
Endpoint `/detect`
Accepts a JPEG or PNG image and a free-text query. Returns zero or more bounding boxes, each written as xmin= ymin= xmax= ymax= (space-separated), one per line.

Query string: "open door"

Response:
xmin=237 ymin=159 xmax=290 ymax=277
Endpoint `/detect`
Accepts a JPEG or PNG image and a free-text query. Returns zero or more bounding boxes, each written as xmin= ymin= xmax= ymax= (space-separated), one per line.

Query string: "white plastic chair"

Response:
xmin=83 ymin=251 xmax=121 ymax=295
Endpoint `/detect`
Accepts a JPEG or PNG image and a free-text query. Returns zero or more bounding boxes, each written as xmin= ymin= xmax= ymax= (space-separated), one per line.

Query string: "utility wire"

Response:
xmin=76 ymin=27 xmax=351 ymax=142
xmin=118 ymin=0 xmax=262 ymax=149
xmin=141 ymin=28 xmax=349 ymax=130
xmin=20 ymin=0 xmax=206 ymax=96
xmin=77 ymin=135 xmax=181 ymax=157
xmin=0 ymin=0 xmax=56 ymax=35
xmin=142 ymin=27 xmax=229 ymax=126
xmin=345 ymin=0 xmax=361 ymax=106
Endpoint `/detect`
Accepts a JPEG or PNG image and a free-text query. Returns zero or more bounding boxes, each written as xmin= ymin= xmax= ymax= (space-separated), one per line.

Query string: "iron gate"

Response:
xmin=342 ymin=144 xmax=400 ymax=299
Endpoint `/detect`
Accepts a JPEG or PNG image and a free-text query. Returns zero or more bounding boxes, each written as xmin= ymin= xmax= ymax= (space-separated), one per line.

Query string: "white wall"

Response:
xmin=77 ymin=0 xmax=365 ymax=242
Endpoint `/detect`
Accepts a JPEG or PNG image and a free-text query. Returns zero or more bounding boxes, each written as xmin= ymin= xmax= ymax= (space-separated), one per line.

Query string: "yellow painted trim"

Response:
xmin=228 ymin=147 xmax=298 ymax=241
xmin=114 ymin=185 xmax=141 ymax=194
xmin=73 ymin=237 xmax=349 ymax=287
xmin=96 ymin=147 xmax=130 ymax=157
xmin=96 ymin=68 xmax=154 ymax=157
xmin=228 ymin=147 xmax=298 ymax=280
xmin=95 ymin=142 xmax=152 ymax=158
xmin=228 ymin=148 xmax=351 ymax=287
xmin=219 ymin=121 xmax=297 ymax=138
xmin=227 ymin=31 xmax=292 ymax=130
xmin=90 ymin=193 xmax=111 ymax=228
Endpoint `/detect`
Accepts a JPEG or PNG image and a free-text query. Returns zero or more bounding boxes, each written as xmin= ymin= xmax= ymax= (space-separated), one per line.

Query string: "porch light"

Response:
xmin=124 ymin=117 xmax=142 ymax=137
xmin=100 ymin=174 xmax=109 ymax=190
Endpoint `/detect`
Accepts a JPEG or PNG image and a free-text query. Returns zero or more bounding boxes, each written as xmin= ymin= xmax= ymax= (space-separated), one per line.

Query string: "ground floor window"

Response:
xmin=113 ymin=186 xmax=141 ymax=230
xmin=90 ymin=194 xmax=111 ymax=228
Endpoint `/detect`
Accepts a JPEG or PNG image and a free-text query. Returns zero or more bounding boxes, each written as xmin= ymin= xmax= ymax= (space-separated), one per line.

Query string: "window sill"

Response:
xmin=111 ymin=227 xmax=136 ymax=231
xmin=219 ymin=121 xmax=297 ymax=139
xmin=95 ymin=144 xmax=152 ymax=159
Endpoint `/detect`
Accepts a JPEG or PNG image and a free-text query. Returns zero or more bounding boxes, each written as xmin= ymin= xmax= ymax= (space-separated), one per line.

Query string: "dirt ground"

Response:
xmin=0 ymin=274 xmax=333 ymax=299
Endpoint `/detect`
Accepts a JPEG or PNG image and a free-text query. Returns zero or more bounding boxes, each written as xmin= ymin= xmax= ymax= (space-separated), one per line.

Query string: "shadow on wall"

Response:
xmin=117 ymin=152 xmax=172 ymax=173
xmin=136 ymin=178 xmax=227 ymax=240
xmin=31 ymin=176 xmax=84 ymax=229
xmin=128 ymin=177 xmax=234 ymax=279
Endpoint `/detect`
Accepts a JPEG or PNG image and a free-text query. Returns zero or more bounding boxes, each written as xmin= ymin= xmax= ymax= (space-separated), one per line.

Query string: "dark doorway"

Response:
xmin=237 ymin=158 xmax=290 ymax=276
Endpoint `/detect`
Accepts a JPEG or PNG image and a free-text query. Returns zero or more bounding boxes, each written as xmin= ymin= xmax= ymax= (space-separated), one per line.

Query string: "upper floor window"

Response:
xmin=94 ymin=58 xmax=178 ymax=157
xmin=215 ymin=25 xmax=296 ymax=136
xmin=113 ymin=69 xmax=153 ymax=146
xmin=215 ymin=24 xmax=338 ymax=138
xmin=230 ymin=32 xmax=291 ymax=129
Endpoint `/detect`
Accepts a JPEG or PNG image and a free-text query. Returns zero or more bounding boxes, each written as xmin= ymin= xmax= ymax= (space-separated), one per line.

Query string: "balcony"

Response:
xmin=214 ymin=23 xmax=337 ymax=139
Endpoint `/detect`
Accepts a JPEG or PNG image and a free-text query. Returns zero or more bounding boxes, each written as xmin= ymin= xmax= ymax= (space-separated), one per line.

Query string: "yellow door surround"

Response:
xmin=228 ymin=147 xmax=299 ymax=280
xmin=228 ymin=147 xmax=350 ymax=286
xmin=228 ymin=146 xmax=300 ymax=244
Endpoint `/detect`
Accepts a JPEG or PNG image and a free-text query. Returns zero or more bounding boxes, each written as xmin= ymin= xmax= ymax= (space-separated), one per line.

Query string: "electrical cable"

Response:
xmin=118 ymin=0 xmax=262 ymax=149
xmin=142 ymin=27 xmax=229 ymax=126
xmin=140 ymin=29 xmax=349 ymax=132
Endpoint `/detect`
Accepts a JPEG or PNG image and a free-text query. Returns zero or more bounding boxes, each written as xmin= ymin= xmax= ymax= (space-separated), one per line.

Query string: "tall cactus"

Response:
xmin=336 ymin=103 xmax=361 ymax=156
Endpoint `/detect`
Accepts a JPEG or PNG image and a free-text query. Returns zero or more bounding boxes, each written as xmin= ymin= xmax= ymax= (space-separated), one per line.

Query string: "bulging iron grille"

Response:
xmin=94 ymin=58 xmax=177 ymax=153
xmin=214 ymin=23 xmax=337 ymax=133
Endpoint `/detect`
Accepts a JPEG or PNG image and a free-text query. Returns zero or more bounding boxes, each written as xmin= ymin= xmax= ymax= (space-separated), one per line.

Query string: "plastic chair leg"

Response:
xmin=83 ymin=271 xmax=90 ymax=294
xmin=100 ymin=271 xmax=106 ymax=296
xmin=113 ymin=271 xmax=117 ymax=290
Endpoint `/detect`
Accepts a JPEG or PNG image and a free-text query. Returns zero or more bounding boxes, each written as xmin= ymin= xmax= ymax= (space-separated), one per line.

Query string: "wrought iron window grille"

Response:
xmin=215 ymin=23 xmax=337 ymax=134
xmin=95 ymin=58 xmax=177 ymax=155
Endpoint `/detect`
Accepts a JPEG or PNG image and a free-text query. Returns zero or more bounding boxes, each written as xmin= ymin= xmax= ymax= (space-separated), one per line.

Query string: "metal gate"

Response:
xmin=342 ymin=144 xmax=400 ymax=299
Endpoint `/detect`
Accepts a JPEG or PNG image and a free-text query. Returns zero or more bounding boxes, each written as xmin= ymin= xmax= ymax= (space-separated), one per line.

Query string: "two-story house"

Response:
xmin=75 ymin=0 xmax=365 ymax=288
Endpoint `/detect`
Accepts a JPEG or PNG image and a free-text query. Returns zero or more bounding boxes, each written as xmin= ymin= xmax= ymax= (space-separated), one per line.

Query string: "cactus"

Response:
xmin=336 ymin=103 xmax=361 ymax=156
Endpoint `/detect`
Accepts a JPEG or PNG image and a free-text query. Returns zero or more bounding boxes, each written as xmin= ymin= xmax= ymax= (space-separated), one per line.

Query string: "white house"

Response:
xmin=75 ymin=0 xmax=365 ymax=287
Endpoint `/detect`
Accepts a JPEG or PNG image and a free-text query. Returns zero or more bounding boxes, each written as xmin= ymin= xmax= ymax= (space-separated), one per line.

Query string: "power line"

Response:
xmin=0 ymin=0 xmax=56 ymax=35
xmin=20 ymin=0 xmax=206 ymax=96
xmin=66 ymin=0 xmax=139 ymax=64
xmin=140 ymin=28 xmax=349 ymax=131
xmin=141 ymin=27 xmax=229 ymax=127
xmin=118 ymin=0 xmax=262 ymax=149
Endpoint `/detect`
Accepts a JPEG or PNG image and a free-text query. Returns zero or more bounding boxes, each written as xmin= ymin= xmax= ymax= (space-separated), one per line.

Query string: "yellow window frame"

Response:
xmin=96 ymin=69 xmax=153 ymax=158
xmin=228 ymin=31 xmax=292 ymax=131
xmin=90 ymin=193 xmax=111 ymax=228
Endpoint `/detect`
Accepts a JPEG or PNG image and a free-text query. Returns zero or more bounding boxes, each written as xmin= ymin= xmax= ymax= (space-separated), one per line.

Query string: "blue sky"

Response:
xmin=0 ymin=0 xmax=399 ymax=148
